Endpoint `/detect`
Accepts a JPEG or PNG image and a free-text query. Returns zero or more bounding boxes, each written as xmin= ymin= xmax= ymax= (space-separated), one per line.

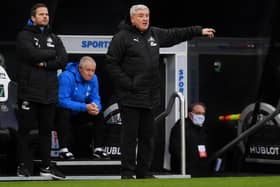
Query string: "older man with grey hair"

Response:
xmin=106 ymin=4 xmax=215 ymax=179
xmin=56 ymin=56 xmax=109 ymax=161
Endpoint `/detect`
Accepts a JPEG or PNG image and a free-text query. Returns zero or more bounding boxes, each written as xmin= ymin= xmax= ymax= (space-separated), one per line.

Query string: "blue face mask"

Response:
xmin=191 ymin=113 xmax=205 ymax=127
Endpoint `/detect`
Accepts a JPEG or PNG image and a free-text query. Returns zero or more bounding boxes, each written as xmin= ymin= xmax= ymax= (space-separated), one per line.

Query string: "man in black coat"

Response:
xmin=169 ymin=102 xmax=210 ymax=177
xmin=16 ymin=3 xmax=68 ymax=179
xmin=106 ymin=4 xmax=215 ymax=179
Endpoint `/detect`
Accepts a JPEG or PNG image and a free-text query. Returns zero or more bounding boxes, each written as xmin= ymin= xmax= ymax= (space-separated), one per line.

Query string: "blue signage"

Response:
xmin=178 ymin=69 xmax=184 ymax=94
xmin=81 ymin=40 xmax=111 ymax=49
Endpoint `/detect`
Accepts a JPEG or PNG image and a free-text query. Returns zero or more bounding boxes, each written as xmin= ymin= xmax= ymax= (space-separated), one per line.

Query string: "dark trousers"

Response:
xmin=17 ymin=100 xmax=56 ymax=169
xmin=55 ymin=107 xmax=106 ymax=155
xmin=119 ymin=105 xmax=155 ymax=177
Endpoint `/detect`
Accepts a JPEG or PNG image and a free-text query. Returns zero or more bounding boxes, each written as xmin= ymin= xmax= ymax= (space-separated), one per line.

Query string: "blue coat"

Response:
xmin=58 ymin=62 xmax=101 ymax=112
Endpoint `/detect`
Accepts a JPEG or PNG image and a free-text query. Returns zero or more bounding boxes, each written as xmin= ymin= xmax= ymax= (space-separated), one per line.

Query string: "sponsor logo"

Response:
xmin=249 ymin=145 xmax=280 ymax=156
xmin=178 ymin=69 xmax=184 ymax=93
xmin=104 ymin=146 xmax=121 ymax=155
xmin=81 ymin=40 xmax=111 ymax=49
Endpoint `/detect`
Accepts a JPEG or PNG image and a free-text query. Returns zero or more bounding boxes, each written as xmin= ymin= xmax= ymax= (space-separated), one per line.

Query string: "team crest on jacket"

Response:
xmin=148 ymin=36 xmax=157 ymax=46
xmin=46 ymin=37 xmax=55 ymax=48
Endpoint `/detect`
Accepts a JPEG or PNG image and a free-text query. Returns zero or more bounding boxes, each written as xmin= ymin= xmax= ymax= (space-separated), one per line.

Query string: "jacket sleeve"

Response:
xmin=58 ymin=73 xmax=86 ymax=112
xmin=105 ymin=33 xmax=133 ymax=90
xmin=16 ymin=31 xmax=56 ymax=65
xmin=45 ymin=35 xmax=68 ymax=70
xmin=153 ymin=26 xmax=202 ymax=47
xmin=88 ymin=75 xmax=102 ymax=111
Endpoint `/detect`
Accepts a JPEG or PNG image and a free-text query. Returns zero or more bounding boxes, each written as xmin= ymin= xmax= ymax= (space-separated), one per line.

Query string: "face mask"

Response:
xmin=191 ymin=113 xmax=205 ymax=127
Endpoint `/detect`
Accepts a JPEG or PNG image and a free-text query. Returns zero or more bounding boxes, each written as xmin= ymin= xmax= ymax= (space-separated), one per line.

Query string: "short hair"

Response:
xmin=189 ymin=102 xmax=206 ymax=112
xmin=130 ymin=4 xmax=149 ymax=16
xmin=30 ymin=3 xmax=48 ymax=17
xmin=79 ymin=56 xmax=96 ymax=69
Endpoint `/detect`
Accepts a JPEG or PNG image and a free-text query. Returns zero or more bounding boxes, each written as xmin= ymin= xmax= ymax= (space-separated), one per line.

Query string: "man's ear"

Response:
xmin=78 ymin=65 xmax=82 ymax=72
xmin=130 ymin=16 xmax=135 ymax=26
xmin=31 ymin=16 xmax=36 ymax=24
xmin=188 ymin=112 xmax=193 ymax=119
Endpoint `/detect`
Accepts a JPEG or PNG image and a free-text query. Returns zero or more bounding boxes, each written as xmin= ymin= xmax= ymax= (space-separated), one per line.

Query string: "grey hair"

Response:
xmin=79 ymin=56 xmax=96 ymax=68
xmin=130 ymin=4 xmax=149 ymax=16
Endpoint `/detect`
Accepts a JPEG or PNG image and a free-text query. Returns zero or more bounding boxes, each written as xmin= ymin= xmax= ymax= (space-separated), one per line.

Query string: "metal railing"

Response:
xmin=154 ymin=91 xmax=186 ymax=175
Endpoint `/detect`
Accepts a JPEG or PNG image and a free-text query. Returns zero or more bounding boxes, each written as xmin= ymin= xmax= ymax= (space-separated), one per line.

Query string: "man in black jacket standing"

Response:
xmin=106 ymin=4 xmax=215 ymax=179
xmin=16 ymin=3 xmax=67 ymax=179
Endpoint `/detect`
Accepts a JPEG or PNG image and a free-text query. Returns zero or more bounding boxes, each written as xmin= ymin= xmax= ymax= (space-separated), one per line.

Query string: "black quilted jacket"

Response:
xmin=106 ymin=22 xmax=202 ymax=108
xmin=16 ymin=24 xmax=68 ymax=104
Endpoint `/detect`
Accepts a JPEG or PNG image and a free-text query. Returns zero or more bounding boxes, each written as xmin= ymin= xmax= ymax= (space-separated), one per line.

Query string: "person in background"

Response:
xmin=106 ymin=4 xmax=215 ymax=179
xmin=16 ymin=3 xmax=68 ymax=179
xmin=56 ymin=56 xmax=109 ymax=160
xmin=169 ymin=102 xmax=210 ymax=177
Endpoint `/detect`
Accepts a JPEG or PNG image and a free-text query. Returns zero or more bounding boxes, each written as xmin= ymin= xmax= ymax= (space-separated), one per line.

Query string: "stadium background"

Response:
xmin=1 ymin=0 xmax=280 ymax=177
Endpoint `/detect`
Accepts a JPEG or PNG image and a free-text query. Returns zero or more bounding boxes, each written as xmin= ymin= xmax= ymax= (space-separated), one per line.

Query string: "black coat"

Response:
xmin=169 ymin=118 xmax=209 ymax=176
xmin=106 ymin=23 xmax=202 ymax=108
xmin=16 ymin=24 xmax=68 ymax=104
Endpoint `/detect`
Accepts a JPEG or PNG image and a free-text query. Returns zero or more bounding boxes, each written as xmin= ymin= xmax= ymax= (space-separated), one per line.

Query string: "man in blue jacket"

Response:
xmin=56 ymin=56 xmax=109 ymax=160
xmin=106 ymin=4 xmax=215 ymax=179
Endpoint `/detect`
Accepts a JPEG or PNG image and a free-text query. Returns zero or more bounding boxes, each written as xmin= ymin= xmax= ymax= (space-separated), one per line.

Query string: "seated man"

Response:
xmin=56 ymin=56 xmax=109 ymax=160
xmin=169 ymin=102 xmax=210 ymax=177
